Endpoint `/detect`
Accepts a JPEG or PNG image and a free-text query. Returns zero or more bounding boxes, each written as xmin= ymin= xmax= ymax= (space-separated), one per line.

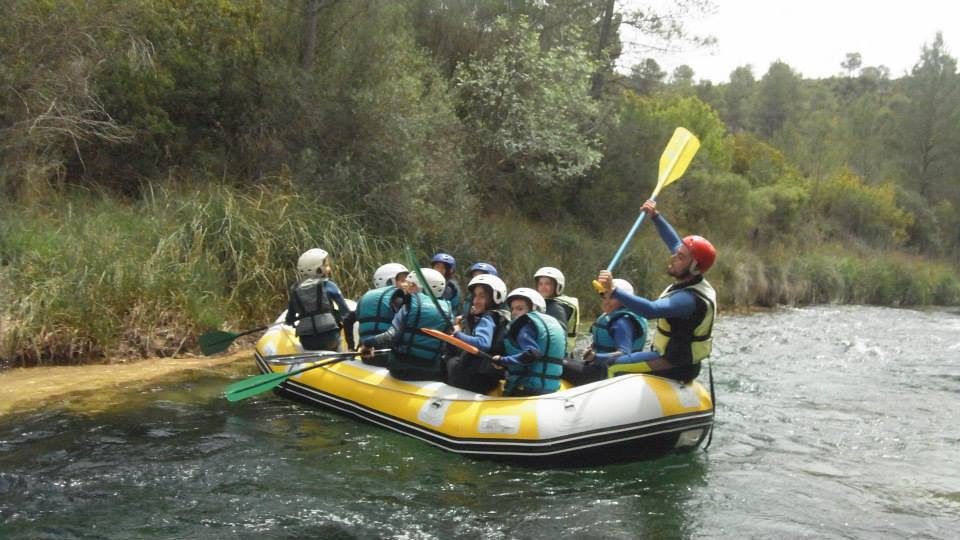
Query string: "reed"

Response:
xmin=0 ymin=183 xmax=395 ymax=366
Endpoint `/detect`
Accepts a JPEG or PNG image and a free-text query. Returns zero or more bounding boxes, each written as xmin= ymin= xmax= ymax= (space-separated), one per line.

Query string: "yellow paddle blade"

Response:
xmin=653 ymin=127 xmax=701 ymax=198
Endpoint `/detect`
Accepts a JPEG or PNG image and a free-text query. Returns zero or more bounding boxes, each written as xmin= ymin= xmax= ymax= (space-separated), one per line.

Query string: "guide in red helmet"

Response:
xmin=592 ymin=200 xmax=717 ymax=383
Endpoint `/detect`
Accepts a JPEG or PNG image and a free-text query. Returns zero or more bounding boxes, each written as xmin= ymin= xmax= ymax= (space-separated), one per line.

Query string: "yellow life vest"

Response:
xmin=651 ymin=278 xmax=716 ymax=365
xmin=552 ymin=294 xmax=580 ymax=352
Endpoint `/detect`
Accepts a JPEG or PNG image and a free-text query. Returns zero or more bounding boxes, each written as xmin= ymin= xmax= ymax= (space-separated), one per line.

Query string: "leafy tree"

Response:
xmin=270 ymin=1 xmax=470 ymax=233
xmin=454 ymin=16 xmax=602 ymax=211
xmin=671 ymin=64 xmax=696 ymax=93
xmin=578 ymin=93 xmax=730 ymax=227
xmin=0 ymin=1 xmax=135 ymax=197
xmin=840 ymin=91 xmax=894 ymax=183
xmin=812 ymin=168 xmax=912 ymax=248
xmin=841 ymin=52 xmax=862 ymax=76
xmin=749 ymin=61 xmax=802 ymax=138
xmin=722 ymin=65 xmax=755 ymax=132
xmin=627 ymin=58 xmax=667 ymax=95
xmin=730 ymin=132 xmax=798 ymax=187
xmin=888 ymin=33 xmax=960 ymax=201
xmin=775 ymin=85 xmax=845 ymax=183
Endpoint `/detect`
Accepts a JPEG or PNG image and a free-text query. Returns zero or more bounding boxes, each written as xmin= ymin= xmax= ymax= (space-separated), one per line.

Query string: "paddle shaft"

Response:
xmin=266 ymin=349 xmax=389 ymax=365
xmin=606 ymin=199 xmax=656 ymax=273
xmin=405 ymin=246 xmax=454 ymax=329
xmin=419 ymin=327 xmax=495 ymax=361
xmin=224 ymin=354 xmax=356 ymax=402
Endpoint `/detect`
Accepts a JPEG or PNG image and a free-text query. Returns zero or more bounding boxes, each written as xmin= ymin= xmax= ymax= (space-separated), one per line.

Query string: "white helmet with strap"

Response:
xmin=373 ymin=263 xmax=409 ymax=288
xmin=297 ymin=248 xmax=329 ymax=279
xmin=468 ymin=274 xmax=507 ymax=305
xmin=506 ymin=287 xmax=546 ymax=313
xmin=611 ymin=278 xmax=634 ymax=296
xmin=534 ymin=266 xmax=565 ymax=295
xmin=408 ymin=268 xmax=446 ymax=297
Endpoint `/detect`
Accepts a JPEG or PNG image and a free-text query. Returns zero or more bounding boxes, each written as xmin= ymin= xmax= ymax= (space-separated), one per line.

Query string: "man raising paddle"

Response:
xmin=596 ymin=200 xmax=717 ymax=383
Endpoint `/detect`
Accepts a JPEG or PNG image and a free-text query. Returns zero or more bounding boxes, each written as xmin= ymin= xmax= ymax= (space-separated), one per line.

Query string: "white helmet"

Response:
xmin=468 ymin=274 xmax=507 ymax=305
xmin=298 ymin=248 xmax=329 ymax=278
xmin=612 ymin=278 xmax=634 ymax=296
xmin=534 ymin=266 xmax=565 ymax=295
xmin=408 ymin=268 xmax=446 ymax=297
xmin=373 ymin=262 xmax=409 ymax=288
xmin=506 ymin=287 xmax=546 ymax=313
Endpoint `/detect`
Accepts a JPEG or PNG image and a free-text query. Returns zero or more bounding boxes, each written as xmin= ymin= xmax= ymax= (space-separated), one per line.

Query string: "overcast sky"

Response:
xmin=617 ymin=0 xmax=960 ymax=82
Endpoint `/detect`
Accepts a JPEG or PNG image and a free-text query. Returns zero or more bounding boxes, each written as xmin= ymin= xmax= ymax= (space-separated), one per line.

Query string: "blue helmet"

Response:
xmin=431 ymin=252 xmax=456 ymax=270
xmin=468 ymin=261 xmax=499 ymax=277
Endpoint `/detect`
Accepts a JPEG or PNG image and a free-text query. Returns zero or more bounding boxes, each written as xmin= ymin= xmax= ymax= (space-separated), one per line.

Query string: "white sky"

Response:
xmin=617 ymin=0 xmax=960 ymax=82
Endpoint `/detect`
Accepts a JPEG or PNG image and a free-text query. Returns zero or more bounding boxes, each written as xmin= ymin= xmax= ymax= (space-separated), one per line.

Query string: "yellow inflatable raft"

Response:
xmin=253 ymin=320 xmax=714 ymax=467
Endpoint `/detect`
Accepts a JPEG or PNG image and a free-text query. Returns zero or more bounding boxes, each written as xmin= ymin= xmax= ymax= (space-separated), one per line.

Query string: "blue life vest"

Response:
xmin=591 ymin=308 xmax=648 ymax=354
xmin=503 ymin=312 xmax=566 ymax=394
xmin=356 ymin=286 xmax=403 ymax=341
xmin=392 ymin=293 xmax=452 ymax=379
xmin=442 ymin=279 xmax=462 ymax=315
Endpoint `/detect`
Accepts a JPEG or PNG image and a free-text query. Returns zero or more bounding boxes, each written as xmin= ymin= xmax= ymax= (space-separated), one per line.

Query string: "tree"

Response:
xmin=627 ymin=58 xmax=666 ymax=95
xmin=0 ymin=1 xmax=135 ymax=197
xmin=455 ymin=16 xmax=602 ymax=211
xmin=749 ymin=61 xmax=802 ymax=138
xmin=723 ymin=65 xmax=755 ymax=132
xmin=671 ymin=64 xmax=695 ymax=87
xmin=619 ymin=0 xmax=717 ymax=52
xmin=888 ymin=33 xmax=960 ymax=200
xmin=841 ymin=52 xmax=862 ymax=76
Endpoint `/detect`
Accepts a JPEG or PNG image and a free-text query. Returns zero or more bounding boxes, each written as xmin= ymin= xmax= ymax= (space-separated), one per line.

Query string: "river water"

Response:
xmin=1 ymin=305 xmax=958 ymax=539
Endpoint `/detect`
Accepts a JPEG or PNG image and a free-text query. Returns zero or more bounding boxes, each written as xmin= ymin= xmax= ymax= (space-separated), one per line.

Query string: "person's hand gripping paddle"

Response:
xmin=592 ymin=127 xmax=701 ymax=293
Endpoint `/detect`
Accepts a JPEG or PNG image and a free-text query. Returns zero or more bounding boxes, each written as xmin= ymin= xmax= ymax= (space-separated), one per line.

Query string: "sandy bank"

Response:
xmin=0 ymin=353 xmax=251 ymax=416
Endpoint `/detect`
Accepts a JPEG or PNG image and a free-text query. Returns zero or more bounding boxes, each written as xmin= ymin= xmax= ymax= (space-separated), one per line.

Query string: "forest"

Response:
xmin=1 ymin=0 xmax=958 ymax=366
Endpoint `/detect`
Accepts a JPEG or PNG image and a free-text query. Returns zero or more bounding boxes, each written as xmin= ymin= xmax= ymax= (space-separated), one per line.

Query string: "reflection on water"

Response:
xmin=1 ymin=306 xmax=958 ymax=539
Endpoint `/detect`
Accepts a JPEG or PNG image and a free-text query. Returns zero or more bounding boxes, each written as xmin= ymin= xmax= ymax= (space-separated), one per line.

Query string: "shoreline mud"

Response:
xmin=0 ymin=353 xmax=251 ymax=417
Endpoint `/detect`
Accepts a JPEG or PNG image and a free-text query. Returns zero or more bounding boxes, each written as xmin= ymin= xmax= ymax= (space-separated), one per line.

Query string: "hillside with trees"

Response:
xmin=1 ymin=0 xmax=957 ymax=365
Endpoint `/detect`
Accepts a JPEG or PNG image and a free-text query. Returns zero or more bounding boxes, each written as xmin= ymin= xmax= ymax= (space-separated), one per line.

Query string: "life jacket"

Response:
xmin=290 ymin=279 xmax=339 ymax=338
xmin=503 ymin=311 xmax=566 ymax=394
xmin=356 ymin=286 xmax=403 ymax=341
xmin=392 ymin=293 xmax=452 ymax=379
xmin=590 ymin=308 xmax=648 ymax=355
xmin=460 ymin=291 xmax=474 ymax=318
xmin=442 ymin=279 xmax=462 ymax=314
xmin=549 ymin=295 xmax=580 ymax=352
xmin=651 ymin=277 xmax=717 ymax=366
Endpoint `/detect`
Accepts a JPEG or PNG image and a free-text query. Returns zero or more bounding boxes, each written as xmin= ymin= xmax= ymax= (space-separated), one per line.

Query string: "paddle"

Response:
xmin=404 ymin=246 xmax=454 ymax=329
xmin=420 ymin=328 xmax=494 ymax=361
xmin=265 ymin=349 xmax=390 ymax=365
xmin=199 ymin=325 xmax=274 ymax=355
xmin=592 ymin=127 xmax=701 ymax=293
xmin=223 ymin=351 xmax=365 ymax=402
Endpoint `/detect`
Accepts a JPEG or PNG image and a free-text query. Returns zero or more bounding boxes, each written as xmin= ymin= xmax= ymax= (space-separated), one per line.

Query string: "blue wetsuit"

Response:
xmin=593 ymin=316 xmax=641 ymax=364
xmin=454 ymin=315 xmax=496 ymax=351
xmin=497 ymin=324 xmax=540 ymax=367
xmin=606 ymin=214 xmax=698 ymax=371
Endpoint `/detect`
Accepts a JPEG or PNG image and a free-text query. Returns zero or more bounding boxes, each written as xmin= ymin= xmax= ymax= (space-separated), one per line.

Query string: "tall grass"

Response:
xmin=711 ymin=246 xmax=960 ymax=308
xmin=0 ymin=182 xmax=396 ymax=367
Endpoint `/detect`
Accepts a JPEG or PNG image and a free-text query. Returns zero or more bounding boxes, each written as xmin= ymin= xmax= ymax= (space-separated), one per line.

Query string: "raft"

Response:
xmin=252 ymin=317 xmax=714 ymax=467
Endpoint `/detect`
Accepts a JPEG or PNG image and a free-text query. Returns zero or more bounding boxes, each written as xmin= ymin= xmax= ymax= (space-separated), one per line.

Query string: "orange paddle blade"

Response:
xmin=420 ymin=328 xmax=481 ymax=356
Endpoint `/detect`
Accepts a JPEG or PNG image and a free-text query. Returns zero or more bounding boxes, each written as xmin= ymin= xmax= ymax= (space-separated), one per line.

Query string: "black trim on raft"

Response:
xmin=253 ymin=352 xmax=713 ymax=467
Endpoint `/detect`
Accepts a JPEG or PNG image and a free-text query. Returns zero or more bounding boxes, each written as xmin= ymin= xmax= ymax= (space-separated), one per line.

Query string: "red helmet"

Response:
xmin=682 ymin=235 xmax=716 ymax=273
